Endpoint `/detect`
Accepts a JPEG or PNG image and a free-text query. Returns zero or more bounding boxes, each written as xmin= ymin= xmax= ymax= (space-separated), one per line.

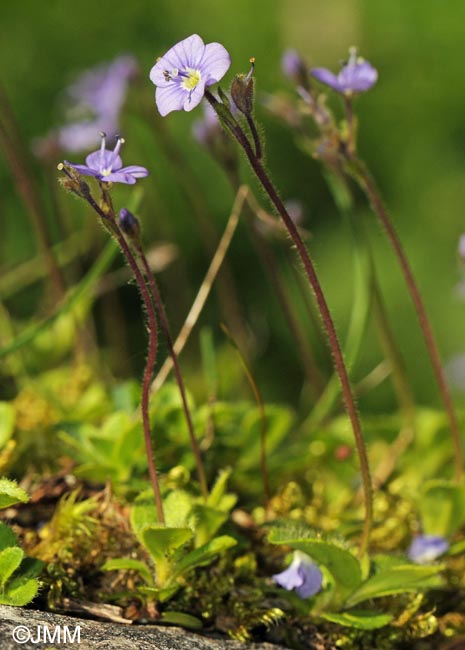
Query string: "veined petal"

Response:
xmin=183 ymin=80 xmax=207 ymax=112
xmin=175 ymin=33 xmax=206 ymax=69
xmin=104 ymin=171 xmax=137 ymax=184
xmin=156 ymin=85 xmax=187 ymax=116
xmin=311 ymin=67 xmax=341 ymax=91
xmin=201 ymin=42 xmax=231 ymax=84
xmin=86 ymin=149 xmax=123 ymax=172
xmin=152 ymin=34 xmax=205 ymax=84
xmin=118 ymin=165 xmax=150 ymax=178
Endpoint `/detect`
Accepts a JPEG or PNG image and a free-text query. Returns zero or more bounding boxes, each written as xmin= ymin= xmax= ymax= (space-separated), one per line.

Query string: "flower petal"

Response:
xmin=311 ymin=67 xmax=341 ymax=91
xmin=408 ymin=535 xmax=449 ymax=564
xmin=295 ymin=563 xmax=323 ymax=598
xmin=85 ymin=149 xmax=123 ymax=172
xmin=65 ymin=162 xmax=100 ymax=177
xmin=118 ymin=165 xmax=150 ymax=178
xmin=150 ymin=34 xmax=206 ymax=88
xmin=103 ymin=171 xmax=137 ymax=184
xmin=183 ymin=80 xmax=207 ymax=112
xmin=155 ymin=85 xmax=187 ymax=116
xmin=201 ymin=42 xmax=231 ymax=85
xmin=338 ymin=61 xmax=378 ymax=92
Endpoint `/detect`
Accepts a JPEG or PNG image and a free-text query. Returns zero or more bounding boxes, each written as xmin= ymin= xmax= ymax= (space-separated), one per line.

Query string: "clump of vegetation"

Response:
xmin=1 ymin=21 xmax=465 ymax=650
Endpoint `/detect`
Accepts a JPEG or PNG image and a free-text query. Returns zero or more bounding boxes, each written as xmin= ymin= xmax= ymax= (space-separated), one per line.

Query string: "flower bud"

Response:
xmin=230 ymin=58 xmax=255 ymax=116
xmin=119 ymin=208 xmax=141 ymax=242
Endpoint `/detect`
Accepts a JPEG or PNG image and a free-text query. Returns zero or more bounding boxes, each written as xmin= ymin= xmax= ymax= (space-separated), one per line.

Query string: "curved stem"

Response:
xmin=138 ymin=248 xmax=209 ymax=501
xmin=350 ymin=158 xmax=462 ymax=483
xmin=206 ymin=91 xmax=372 ymax=556
xmin=82 ymin=194 xmax=165 ymax=523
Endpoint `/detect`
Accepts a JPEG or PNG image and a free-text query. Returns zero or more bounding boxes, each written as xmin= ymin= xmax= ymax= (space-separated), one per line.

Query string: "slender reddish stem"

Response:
xmin=83 ymin=193 xmax=166 ymax=523
xmin=350 ymin=159 xmax=462 ymax=482
xmin=138 ymin=249 xmax=209 ymax=501
xmin=206 ymin=91 xmax=372 ymax=555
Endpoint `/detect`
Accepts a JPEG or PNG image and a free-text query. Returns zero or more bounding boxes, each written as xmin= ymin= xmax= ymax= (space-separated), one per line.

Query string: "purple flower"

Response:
xmin=192 ymin=100 xmax=222 ymax=146
xmin=311 ymin=47 xmax=378 ymax=95
xmin=281 ymin=49 xmax=308 ymax=86
xmin=407 ymin=535 xmax=449 ymax=564
xmin=34 ymin=55 xmax=138 ymax=156
xmin=65 ymin=133 xmax=149 ymax=185
xmin=272 ymin=551 xmax=323 ymax=599
xmin=150 ymin=34 xmax=231 ymax=116
xmin=66 ymin=55 xmax=138 ymax=121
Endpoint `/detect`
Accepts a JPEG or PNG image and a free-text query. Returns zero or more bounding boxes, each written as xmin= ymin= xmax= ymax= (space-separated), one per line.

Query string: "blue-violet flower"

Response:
xmin=311 ymin=47 xmax=378 ymax=94
xmin=34 ymin=55 xmax=138 ymax=155
xmin=65 ymin=133 xmax=149 ymax=185
xmin=272 ymin=551 xmax=323 ymax=599
xmin=150 ymin=34 xmax=231 ymax=116
xmin=407 ymin=534 xmax=449 ymax=564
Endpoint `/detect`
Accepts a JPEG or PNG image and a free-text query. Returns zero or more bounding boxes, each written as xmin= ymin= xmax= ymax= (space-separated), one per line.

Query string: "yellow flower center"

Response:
xmin=181 ymin=68 xmax=201 ymax=91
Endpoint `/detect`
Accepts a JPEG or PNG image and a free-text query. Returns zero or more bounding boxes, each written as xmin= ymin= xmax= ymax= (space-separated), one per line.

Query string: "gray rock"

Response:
xmin=0 ymin=605 xmax=290 ymax=650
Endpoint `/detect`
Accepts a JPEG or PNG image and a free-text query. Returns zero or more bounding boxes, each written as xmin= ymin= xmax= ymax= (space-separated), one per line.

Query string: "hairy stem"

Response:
xmin=83 ymin=193 xmax=165 ymax=523
xmin=349 ymin=158 xmax=462 ymax=483
xmin=246 ymin=114 xmax=263 ymax=161
xmin=206 ymin=90 xmax=372 ymax=556
xmin=138 ymin=248 xmax=209 ymax=502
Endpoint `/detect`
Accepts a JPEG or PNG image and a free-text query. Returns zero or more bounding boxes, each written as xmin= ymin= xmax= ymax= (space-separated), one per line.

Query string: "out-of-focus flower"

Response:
xmin=192 ymin=100 xmax=223 ymax=146
xmin=150 ymin=34 xmax=231 ymax=116
xmin=65 ymin=133 xmax=149 ymax=185
xmin=34 ymin=55 xmax=138 ymax=156
xmin=311 ymin=47 xmax=377 ymax=95
xmin=446 ymin=353 xmax=465 ymax=391
xmin=272 ymin=551 xmax=323 ymax=598
xmin=407 ymin=534 xmax=449 ymax=564
xmin=458 ymin=234 xmax=465 ymax=262
xmin=281 ymin=49 xmax=309 ymax=87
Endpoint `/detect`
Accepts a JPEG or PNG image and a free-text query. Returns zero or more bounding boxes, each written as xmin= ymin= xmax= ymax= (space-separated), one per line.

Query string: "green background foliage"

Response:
xmin=1 ymin=0 xmax=464 ymax=410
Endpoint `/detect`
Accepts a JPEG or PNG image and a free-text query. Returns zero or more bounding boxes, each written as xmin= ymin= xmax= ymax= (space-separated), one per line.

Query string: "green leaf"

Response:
xmin=207 ymin=469 xmax=232 ymax=509
xmin=268 ymin=530 xmax=361 ymax=590
xmin=320 ymin=610 xmax=393 ymax=630
xmin=419 ymin=480 xmax=465 ymax=537
xmin=160 ymin=611 xmax=203 ymax=630
xmin=130 ymin=492 xmax=160 ymax=542
xmin=141 ymin=526 xmax=193 ymax=563
xmin=0 ymin=522 xmax=18 ymax=551
xmin=0 ymin=577 xmax=39 ymax=606
xmin=0 ymin=478 xmax=29 ymax=509
xmin=346 ymin=562 xmax=444 ymax=607
xmin=0 ymin=403 xmax=15 ymax=449
xmin=190 ymin=505 xmax=228 ymax=547
xmin=137 ymin=585 xmax=180 ymax=602
xmin=101 ymin=558 xmax=152 ymax=584
xmin=0 ymin=547 xmax=24 ymax=587
xmin=172 ymin=535 xmax=237 ymax=580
